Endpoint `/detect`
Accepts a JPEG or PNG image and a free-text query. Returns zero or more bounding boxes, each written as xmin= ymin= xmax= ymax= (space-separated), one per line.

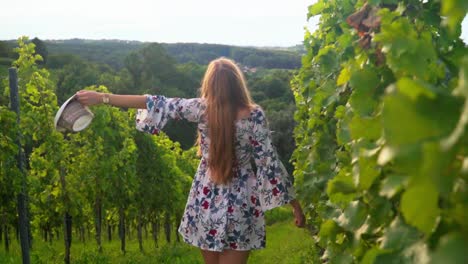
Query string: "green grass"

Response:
xmin=0 ymin=234 xmax=202 ymax=264
xmin=0 ymin=65 xmax=9 ymax=77
xmin=0 ymin=57 xmax=13 ymax=67
xmin=250 ymin=220 xmax=318 ymax=264
xmin=0 ymin=218 xmax=317 ymax=264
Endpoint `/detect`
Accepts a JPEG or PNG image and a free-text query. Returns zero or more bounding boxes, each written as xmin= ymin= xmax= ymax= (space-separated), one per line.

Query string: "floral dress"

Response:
xmin=136 ymin=95 xmax=296 ymax=252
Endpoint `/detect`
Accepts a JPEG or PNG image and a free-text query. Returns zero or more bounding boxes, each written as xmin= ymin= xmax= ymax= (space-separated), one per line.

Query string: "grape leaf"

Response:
xmin=380 ymin=217 xmax=420 ymax=250
xmin=401 ymin=183 xmax=440 ymax=235
xmin=379 ymin=174 xmax=407 ymax=198
xmin=353 ymin=156 xmax=380 ymax=191
xmin=308 ymin=1 xmax=326 ymax=18
xmin=383 ymin=93 xmax=460 ymax=146
xmin=431 ymin=233 xmax=468 ymax=264
xmin=335 ymin=200 xmax=368 ymax=231
xmin=327 ymin=170 xmax=357 ymax=205
xmin=441 ymin=0 xmax=468 ymax=33
xmin=396 ymin=78 xmax=437 ymax=100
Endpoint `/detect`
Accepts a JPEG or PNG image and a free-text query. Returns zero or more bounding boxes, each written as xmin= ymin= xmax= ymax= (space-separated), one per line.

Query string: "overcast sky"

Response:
xmin=1 ymin=0 xmax=466 ymax=46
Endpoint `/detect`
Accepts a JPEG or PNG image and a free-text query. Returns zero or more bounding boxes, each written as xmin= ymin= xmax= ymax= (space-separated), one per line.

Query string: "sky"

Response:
xmin=1 ymin=0 xmax=467 ymax=47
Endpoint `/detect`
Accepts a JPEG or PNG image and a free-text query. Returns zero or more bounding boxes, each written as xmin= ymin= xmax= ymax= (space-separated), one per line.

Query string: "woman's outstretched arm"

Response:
xmin=75 ymin=90 xmax=147 ymax=109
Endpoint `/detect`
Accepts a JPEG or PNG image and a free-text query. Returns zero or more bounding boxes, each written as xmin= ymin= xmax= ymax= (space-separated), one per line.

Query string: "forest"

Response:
xmin=1 ymin=39 xmax=303 ymax=70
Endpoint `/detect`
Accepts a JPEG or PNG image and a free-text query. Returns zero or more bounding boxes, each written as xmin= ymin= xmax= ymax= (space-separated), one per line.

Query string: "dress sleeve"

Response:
xmin=136 ymin=95 xmax=203 ymax=135
xmin=251 ymin=108 xmax=296 ymax=211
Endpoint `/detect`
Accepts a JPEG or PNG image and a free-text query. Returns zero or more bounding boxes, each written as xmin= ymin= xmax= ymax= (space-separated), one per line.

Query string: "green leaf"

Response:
xmin=403 ymin=241 xmax=431 ymax=263
xmin=318 ymin=219 xmax=340 ymax=246
xmin=336 ymin=31 xmax=353 ymax=50
xmin=366 ymin=196 xmax=394 ymax=231
xmin=315 ymin=45 xmax=339 ymax=73
xmin=373 ymin=252 xmax=411 ymax=264
xmin=349 ymin=68 xmax=380 ymax=94
xmin=396 ymin=78 xmax=437 ymax=100
xmin=349 ymin=91 xmax=378 ymax=116
xmin=380 ymin=217 xmax=420 ymax=250
xmin=336 ymin=119 xmax=351 ymax=146
xmin=387 ymin=144 xmax=424 ymax=176
xmin=327 ymin=170 xmax=357 ymax=205
xmin=51 ymin=187 xmax=60 ymax=197
xmin=337 ymin=67 xmax=351 ymax=86
xmin=383 ymin=93 xmax=431 ymax=145
xmin=383 ymin=93 xmax=460 ymax=145
xmin=368 ymin=0 xmax=381 ymax=5
xmin=308 ymin=1 xmax=326 ymax=18
xmin=452 ymin=56 xmax=468 ymax=97
xmin=349 ymin=115 xmax=381 ymax=141
xmin=453 ymin=202 xmax=468 ymax=232
xmin=353 ymin=156 xmax=380 ymax=191
xmin=348 ymin=68 xmax=380 ymax=116
xmin=441 ymin=0 xmax=468 ymax=33
xmin=375 ymin=15 xmax=439 ymax=79
xmin=401 ymin=183 xmax=440 ymax=235
xmin=361 ymin=247 xmax=391 ymax=264
xmin=335 ymin=200 xmax=368 ymax=231
xmin=441 ymin=57 xmax=468 ymax=150
xmin=334 ymin=105 xmax=347 ymax=119
xmin=431 ymin=233 xmax=468 ymax=264
xmin=461 ymin=156 xmax=468 ymax=175
xmin=379 ymin=174 xmax=407 ymax=198
xmin=369 ymin=0 xmax=399 ymax=5
xmin=377 ymin=146 xmax=395 ymax=165
xmin=319 ymin=79 xmax=339 ymax=99
xmin=419 ymin=142 xmax=456 ymax=197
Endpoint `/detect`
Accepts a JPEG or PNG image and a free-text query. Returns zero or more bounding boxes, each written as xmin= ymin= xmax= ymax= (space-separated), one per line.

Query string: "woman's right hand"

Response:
xmin=75 ymin=91 xmax=147 ymax=109
xmin=75 ymin=90 xmax=104 ymax=106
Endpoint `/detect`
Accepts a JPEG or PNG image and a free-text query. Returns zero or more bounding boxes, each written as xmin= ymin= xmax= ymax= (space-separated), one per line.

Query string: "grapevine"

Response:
xmin=292 ymin=0 xmax=468 ymax=262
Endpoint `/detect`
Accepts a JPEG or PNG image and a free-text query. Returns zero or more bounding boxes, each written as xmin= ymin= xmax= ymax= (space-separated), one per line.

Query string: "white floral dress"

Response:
xmin=136 ymin=95 xmax=296 ymax=252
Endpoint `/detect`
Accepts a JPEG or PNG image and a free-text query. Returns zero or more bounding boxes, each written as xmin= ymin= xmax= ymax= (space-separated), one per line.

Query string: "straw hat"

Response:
xmin=54 ymin=94 xmax=94 ymax=132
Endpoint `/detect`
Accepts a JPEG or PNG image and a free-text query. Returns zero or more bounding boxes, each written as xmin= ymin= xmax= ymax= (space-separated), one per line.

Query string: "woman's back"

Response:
xmin=76 ymin=57 xmax=304 ymax=262
xmin=135 ymin=94 xmax=295 ymax=251
xmin=197 ymin=101 xmax=259 ymax=166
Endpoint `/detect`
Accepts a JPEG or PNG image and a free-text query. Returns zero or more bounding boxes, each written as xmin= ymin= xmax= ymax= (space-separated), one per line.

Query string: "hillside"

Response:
xmin=16 ymin=38 xmax=303 ymax=70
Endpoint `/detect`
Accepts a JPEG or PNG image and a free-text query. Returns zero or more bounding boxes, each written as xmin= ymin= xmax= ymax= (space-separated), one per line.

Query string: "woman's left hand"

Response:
xmin=290 ymin=200 xmax=306 ymax=228
xmin=293 ymin=207 xmax=306 ymax=228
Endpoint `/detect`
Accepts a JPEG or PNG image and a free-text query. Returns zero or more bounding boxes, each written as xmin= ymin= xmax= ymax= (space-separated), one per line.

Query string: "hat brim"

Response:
xmin=54 ymin=94 xmax=77 ymax=131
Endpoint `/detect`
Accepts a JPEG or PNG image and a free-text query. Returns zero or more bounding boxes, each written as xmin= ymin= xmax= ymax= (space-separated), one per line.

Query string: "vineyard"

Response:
xmin=1 ymin=0 xmax=468 ymax=263
xmin=1 ymin=38 xmax=200 ymax=262
xmin=292 ymin=0 xmax=467 ymax=263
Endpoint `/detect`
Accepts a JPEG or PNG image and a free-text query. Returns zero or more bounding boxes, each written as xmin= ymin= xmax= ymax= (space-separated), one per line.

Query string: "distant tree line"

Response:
xmin=2 ymin=39 xmax=302 ymax=70
xmin=161 ymin=43 xmax=302 ymax=69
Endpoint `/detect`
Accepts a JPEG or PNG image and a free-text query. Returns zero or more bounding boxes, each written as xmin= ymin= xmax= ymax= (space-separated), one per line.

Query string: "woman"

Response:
xmin=76 ymin=57 xmax=305 ymax=264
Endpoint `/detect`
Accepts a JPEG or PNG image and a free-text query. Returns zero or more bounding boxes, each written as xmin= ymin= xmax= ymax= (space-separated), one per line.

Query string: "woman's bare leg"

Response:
xmin=201 ymin=250 xmax=220 ymax=264
xmin=219 ymin=250 xmax=250 ymax=264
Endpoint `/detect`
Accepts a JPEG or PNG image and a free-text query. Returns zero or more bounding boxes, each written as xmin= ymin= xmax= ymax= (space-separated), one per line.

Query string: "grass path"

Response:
xmin=0 ymin=219 xmax=317 ymax=263
xmin=249 ymin=220 xmax=318 ymax=264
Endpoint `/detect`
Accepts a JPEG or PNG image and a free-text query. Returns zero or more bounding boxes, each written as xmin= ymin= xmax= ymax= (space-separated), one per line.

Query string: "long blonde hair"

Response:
xmin=199 ymin=58 xmax=254 ymax=184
